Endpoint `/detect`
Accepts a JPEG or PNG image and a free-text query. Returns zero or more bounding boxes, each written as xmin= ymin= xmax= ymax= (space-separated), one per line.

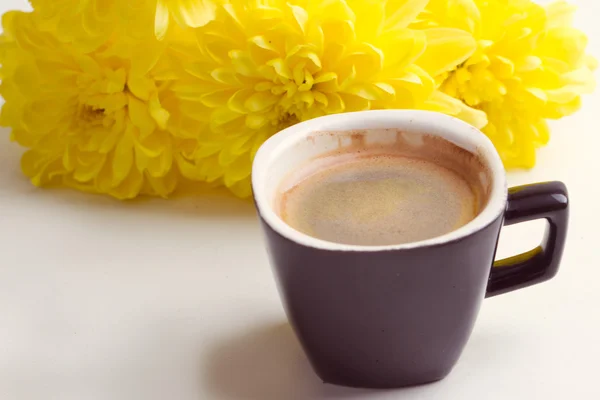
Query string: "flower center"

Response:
xmin=443 ymin=55 xmax=508 ymax=108
xmin=262 ymin=57 xmax=323 ymax=121
xmin=273 ymin=111 xmax=299 ymax=130
xmin=77 ymin=105 xmax=106 ymax=126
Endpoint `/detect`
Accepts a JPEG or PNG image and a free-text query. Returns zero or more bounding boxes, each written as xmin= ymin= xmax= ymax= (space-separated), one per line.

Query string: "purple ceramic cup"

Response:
xmin=251 ymin=110 xmax=568 ymax=388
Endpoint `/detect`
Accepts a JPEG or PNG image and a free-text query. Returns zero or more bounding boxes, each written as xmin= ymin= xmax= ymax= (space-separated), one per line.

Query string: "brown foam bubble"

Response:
xmin=277 ymin=130 xmax=491 ymax=246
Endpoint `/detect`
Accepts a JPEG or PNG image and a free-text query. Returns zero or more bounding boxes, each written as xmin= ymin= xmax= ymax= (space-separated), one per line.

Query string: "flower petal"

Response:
xmin=168 ymin=0 xmax=217 ymax=29
xmin=424 ymin=91 xmax=488 ymax=129
xmin=112 ymin=127 xmax=135 ymax=186
xmin=154 ymin=0 xmax=170 ymax=40
xmin=244 ymin=92 xmax=279 ymax=112
xmin=386 ymin=0 xmax=430 ymax=30
xmin=417 ymin=28 xmax=477 ymax=77
xmin=128 ymin=95 xmax=156 ymax=137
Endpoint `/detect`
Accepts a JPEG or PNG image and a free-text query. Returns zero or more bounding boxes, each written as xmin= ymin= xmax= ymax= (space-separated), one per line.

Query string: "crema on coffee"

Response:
xmin=277 ymin=131 xmax=491 ymax=246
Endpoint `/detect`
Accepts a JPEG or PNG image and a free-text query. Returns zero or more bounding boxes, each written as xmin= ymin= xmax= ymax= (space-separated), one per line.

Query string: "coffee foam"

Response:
xmin=276 ymin=130 xmax=492 ymax=246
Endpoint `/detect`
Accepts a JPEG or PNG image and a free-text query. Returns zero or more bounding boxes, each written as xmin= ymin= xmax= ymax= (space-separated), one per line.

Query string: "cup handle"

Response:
xmin=485 ymin=181 xmax=569 ymax=298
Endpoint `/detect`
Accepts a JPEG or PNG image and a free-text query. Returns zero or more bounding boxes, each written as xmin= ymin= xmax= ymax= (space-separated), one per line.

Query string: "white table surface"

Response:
xmin=1 ymin=1 xmax=599 ymax=399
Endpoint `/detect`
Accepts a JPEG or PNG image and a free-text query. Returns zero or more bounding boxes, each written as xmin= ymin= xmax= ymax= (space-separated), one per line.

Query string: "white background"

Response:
xmin=1 ymin=1 xmax=599 ymax=399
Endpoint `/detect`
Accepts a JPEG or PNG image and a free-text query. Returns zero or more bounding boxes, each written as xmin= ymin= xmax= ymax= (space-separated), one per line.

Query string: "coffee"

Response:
xmin=277 ymin=131 xmax=490 ymax=246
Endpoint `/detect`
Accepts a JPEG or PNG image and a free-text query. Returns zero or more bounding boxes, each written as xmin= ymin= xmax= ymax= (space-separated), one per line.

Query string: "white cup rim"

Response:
xmin=252 ymin=110 xmax=507 ymax=252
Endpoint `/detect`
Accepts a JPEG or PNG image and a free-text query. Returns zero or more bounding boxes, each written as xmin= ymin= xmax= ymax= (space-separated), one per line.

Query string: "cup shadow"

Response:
xmin=201 ymin=322 xmax=420 ymax=400
xmin=201 ymin=321 xmax=524 ymax=400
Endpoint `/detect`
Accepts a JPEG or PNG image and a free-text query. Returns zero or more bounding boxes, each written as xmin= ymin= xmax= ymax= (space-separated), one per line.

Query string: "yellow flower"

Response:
xmin=14 ymin=0 xmax=589 ymax=200
xmin=0 ymin=11 xmax=198 ymax=199
xmin=172 ymin=0 xmax=484 ymax=196
xmin=414 ymin=0 xmax=596 ymax=168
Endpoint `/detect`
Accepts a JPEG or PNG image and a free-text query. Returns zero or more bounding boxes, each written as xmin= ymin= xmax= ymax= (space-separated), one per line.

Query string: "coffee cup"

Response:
xmin=251 ymin=110 xmax=568 ymax=388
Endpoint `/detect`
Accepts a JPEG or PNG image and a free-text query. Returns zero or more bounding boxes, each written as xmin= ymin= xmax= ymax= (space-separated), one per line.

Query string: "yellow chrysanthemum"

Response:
xmin=171 ymin=0 xmax=485 ymax=196
xmin=414 ymin=0 xmax=596 ymax=168
xmin=5 ymin=0 xmax=592 ymax=200
xmin=0 ymin=11 xmax=200 ymax=199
